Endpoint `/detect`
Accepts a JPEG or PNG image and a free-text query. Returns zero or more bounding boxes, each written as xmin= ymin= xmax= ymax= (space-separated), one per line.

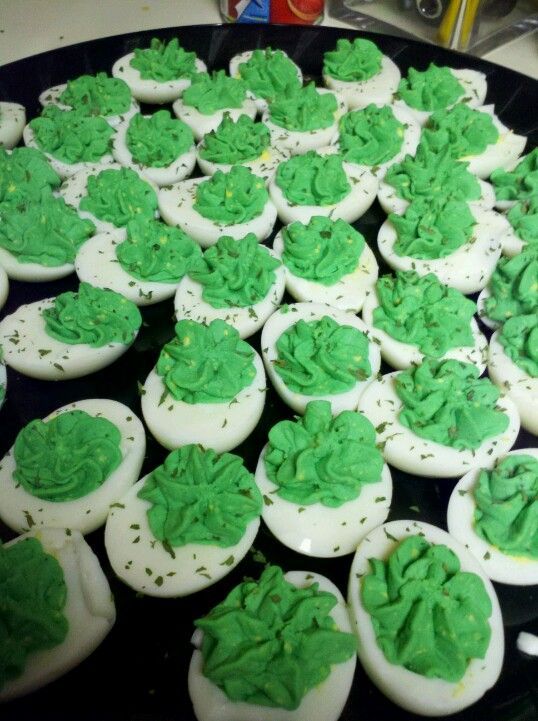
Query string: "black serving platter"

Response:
xmin=1 ymin=22 xmax=537 ymax=721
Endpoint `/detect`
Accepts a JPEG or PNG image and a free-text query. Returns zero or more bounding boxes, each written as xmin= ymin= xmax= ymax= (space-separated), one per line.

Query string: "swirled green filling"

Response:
xmin=323 ymin=38 xmax=382 ymax=82
xmin=422 ymin=104 xmax=499 ymax=159
xmin=182 ymin=70 xmax=246 ymax=115
xmin=138 ymin=444 xmax=262 ymax=547
xmin=361 ymin=535 xmax=492 ymax=682
xmin=126 ymin=111 xmax=193 ymax=167
xmin=274 ymin=315 xmax=371 ymax=395
xmin=188 ymin=233 xmax=280 ymax=308
xmin=373 ymin=271 xmax=476 ymax=356
xmin=79 ymin=167 xmax=157 ymax=227
xmin=491 ymin=148 xmax=538 ymax=202
xmin=130 ymin=38 xmax=197 ymax=82
xmin=156 ymin=319 xmax=256 ymax=403
xmin=507 ymin=196 xmax=538 ymax=248
xmin=281 ymin=216 xmax=364 ymax=285
xmin=269 ymin=83 xmax=337 ymax=132
xmin=276 ymin=151 xmax=350 ymax=206
xmin=194 ymin=166 xmax=267 ymax=225
xmin=59 ymin=72 xmax=131 ymax=117
xmin=499 ymin=314 xmax=538 ymax=377
xmin=0 ymin=537 xmax=68 ymax=692
xmin=29 ymin=105 xmax=114 ymax=165
xmin=391 ymin=197 xmax=475 ymax=259
xmin=237 ymin=48 xmax=301 ymax=102
xmin=116 ymin=219 xmax=201 ymax=283
xmin=0 ymin=146 xmax=60 ymax=206
xmin=195 ymin=565 xmax=356 ymax=710
xmin=13 ymin=410 xmax=122 ymax=502
xmin=199 ymin=114 xmax=270 ymax=165
xmin=484 ymin=249 xmax=538 ymax=323
xmin=384 ymin=144 xmax=481 ymax=203
xmin=339 ymin=105 xmax=404 ymax=166
xmin=397 ymin=64 xmax=464 ymax=111
xmin=474 ymin=454 xmax=538 ymax=559
xmin=0 ymin=195 xmax=95 ymax=266
xmin=395 ymin=358 xmax=509 ymax=450
xmin=42 ymin=282 xmax=142 ymax=347
xmin=265 ymin=400 xmax=383 ymax=507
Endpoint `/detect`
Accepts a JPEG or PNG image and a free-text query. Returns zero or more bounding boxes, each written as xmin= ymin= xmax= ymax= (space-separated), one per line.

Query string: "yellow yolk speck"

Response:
xmin=260 ymin=150 xmax=271 ymax=161
xmin=182 ymin=335 xmax=191 ymax=346
xmin=225 ymin=190 xmax=233 ymax=198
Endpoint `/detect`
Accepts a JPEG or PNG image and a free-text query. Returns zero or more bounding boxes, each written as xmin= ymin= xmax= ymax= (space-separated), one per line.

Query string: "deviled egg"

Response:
xmin=0 ymin=100 xmax=26 ymax=148
xmin=0 ymin=146 xmax=61 ymax=206
xmin=497 ymin=195 xmax=538 ymax=257
xmin=490 ymin=146 xmax=538 ymax=211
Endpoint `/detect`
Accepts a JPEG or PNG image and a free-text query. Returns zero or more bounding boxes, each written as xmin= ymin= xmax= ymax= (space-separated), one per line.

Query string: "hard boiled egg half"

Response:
xmin=0 ymin=101 xmax=26 ymax=149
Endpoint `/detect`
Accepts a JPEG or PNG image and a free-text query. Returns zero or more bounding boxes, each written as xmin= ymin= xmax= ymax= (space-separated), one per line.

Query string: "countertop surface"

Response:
xmin=1 ymin=0 xmax=537 ymax=78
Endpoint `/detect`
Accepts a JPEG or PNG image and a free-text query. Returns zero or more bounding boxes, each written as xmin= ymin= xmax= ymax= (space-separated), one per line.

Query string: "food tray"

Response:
xmin=0 ymin=22 xmax=537 ymax=721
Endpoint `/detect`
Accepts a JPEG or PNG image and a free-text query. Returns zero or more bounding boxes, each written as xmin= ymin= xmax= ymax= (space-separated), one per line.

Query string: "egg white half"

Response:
xmin=0 ymin=296 xmax=137 ymax=380
xmin=0 ymin=362 xmax=6 ymax=411
xmin=323 ymin=55 xmax=401 ymax=110
xmin=174 ymin=251 xmax=285 ymax=339
xmin=141 ymin=350 xmax=266 ymax=453
xmin=0 ymin=243 xmax=77 ymax=283
xmin=447 ymin=448 xmax=538 ymax=585
xmin=377 ymin=176 xmax=495 ymax=216
xmin=377 ymin=207 xmax=506 ymax=294
xmin=261 ymin=301 xmax=381 ymax=416
xmin=272 ymin=229 xmax=378 ymax=314
xmin=112 ymin=53 xmax=207 ymax=104
xmin=104 ymin=476 xmax=259 ymax=597
xmin=476 ymin=288 xmax=501 ymax=331
xmin=112 ymin=115 xmax=196 ymax=186
xmin=356 ymin=371 xmax=520 ymax=478
xmin=269 ymin=159 xmax=378 ymax=226
xmin=498 ymin=217 xmax=528 ymax=257
xmin=158 ymin=176 xmax=277 ymax=248
xmin=347 ymin=520 xmax=504 ymax=717
xmin=361 ymin=290 xmax=488 ymax=372
xmin=196 ymin=141 xmax=289 ymax=185
xmin=488 ymin=330 xmax=538 ymax=436
xmin=255 ymin=442 xmax=392 ymax=557
xmin=38 ymin=82 xmax=139 ymax=127
xmin=0 ymin=263 xmax=9 ymax=309
xmin=0 ymin=527 xmax=115 ymax=702
xmin=0 ymin=398 xmax=145 ymax=535
xmin=0 ymin=101 xmax=26 ymax=149
xmin=172 ymin=96 xmax=258 ymax=142
xmin=189 ymin=570 xmax=356 ymax=721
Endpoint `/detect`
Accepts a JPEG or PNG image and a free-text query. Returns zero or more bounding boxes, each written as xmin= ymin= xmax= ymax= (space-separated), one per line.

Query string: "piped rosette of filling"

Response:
xmin=261 ymin=83 xmax=346 ymax=155
xmin=229 ymin=47 xmax=303 ymax=113
xmin=0 ymin=399 xmax=145 ymax=535
xmin=0 ymin=193 xmax=95 ymax=282
xmin=59 ymin=164 xmax=159 ymax=238
xmin=394 ymin=62 xmax=487 ymax=126
xmin=140 ymin=318 xmax=266 ymax=452
xmin=488 ymin=313 xmax=538 ymax=435
xmin=196 ymin=114 xmax=288 ymax=184
xmin=104 ymin=444 xmax=262 ymax=597
xmin=362 ymin=270 xmax=487 ymax=371
xmin=490 ymin=147 xmax=538 ymax=210
xmin=39 ymin=71 xmax=139 ymax=127
xmin=158 ymin=165 xmax=277 ymax=247
xmin=477 ymin=249 xmax=538 ymax=330
xmin=448 ymin=449 xmax=538 ymax=585
xmin=347 ymin=521 xmax=504 ymax=716
xmin=112 ymin=110 xmax=196 ymax=186
xmin=0 ymin=281 xmax=142 ymax=380
xmin=377 ymin=195 xmax=506 ymax=294
xmin=269 ymin=149 xmax=377 ymax=225
xmin=189 ymin=565 xmax=356 ymax=721
xmin=0 ymin=528 xmax=116 ymax=702
xmin=23 ymin=105 xmax=115 ymax=179
xmin=172 ymin=70 xmax=257 ymax=142
xmin=261 ymin=301 xmax=381 ymax=415
xmin=357 ymin=357 xmax=519 ymax=478
xmin=322 ymin=37 xmax=401 ymax=110
xmin=174 ymin=233 xmax=285 ymax=339
xmin=336 ymin=103 xmax=420 ymax=179
xmin=0 ymin=146 xmax=61 ymax=206
xmin=377 ymin=143 xmax=495 ymax=216
xmin=254 ymin=400 xmax=392 ymax=558
xmin=112 ymin=37 xmax=207 ymax=104
xmin=75 ymin=218 xmax=201 ymax=306
xmin=0 ymin=101 xmax=26 ymax=149
xmin=420 ymin=103 xmax=525 ymax=180
xmin=272 ymin=216 xmax=378 ymax=313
